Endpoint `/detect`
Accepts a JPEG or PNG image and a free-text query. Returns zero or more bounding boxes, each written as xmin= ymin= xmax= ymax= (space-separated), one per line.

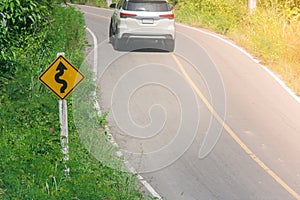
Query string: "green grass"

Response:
xmin=0 ymin=3 xmax=151 ymax=199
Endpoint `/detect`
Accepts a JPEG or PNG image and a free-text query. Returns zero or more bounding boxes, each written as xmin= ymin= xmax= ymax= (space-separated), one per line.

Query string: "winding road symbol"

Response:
xmin=55 ymin=62 xmax=68 ymax=93
xmin=39 ymin=55 xmax=84 ymax=99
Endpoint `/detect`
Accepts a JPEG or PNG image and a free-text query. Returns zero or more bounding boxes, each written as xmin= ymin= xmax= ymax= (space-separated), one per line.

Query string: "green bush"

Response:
xmin=0 ymin=0 xmax=52 ymax=77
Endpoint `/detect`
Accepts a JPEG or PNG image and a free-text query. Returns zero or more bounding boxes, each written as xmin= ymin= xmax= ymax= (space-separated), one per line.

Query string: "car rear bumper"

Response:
xmin=117 ymin=24 xmax=175 ymax=40
xmin=120 ymin=33 xmax=174 ymax=40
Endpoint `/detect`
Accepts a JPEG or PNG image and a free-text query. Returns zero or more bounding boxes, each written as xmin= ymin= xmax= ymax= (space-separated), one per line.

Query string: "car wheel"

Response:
xmin=114 ymin=38 xmax=126 ymax=51
xmin=165 ymin=39 xmax=175 ymax=52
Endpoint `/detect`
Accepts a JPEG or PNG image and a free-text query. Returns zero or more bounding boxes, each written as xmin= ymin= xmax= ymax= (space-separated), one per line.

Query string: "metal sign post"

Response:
xmin=59 ymin=98 xmax=70 ymax=175
xmin=57 ymin=52 xmax=69 ymax=176
xmin=59 ymin=98 xmax=68 ymax=160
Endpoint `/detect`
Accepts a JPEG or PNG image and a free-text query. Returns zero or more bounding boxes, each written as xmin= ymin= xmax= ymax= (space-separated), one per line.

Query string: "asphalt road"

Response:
xmin=77 ymin=5 xmax=300 ymax=200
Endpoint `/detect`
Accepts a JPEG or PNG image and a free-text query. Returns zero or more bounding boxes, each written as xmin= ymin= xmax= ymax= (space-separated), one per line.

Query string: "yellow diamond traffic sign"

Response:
xmin=39 ymin=55 xmax=84 ymax=99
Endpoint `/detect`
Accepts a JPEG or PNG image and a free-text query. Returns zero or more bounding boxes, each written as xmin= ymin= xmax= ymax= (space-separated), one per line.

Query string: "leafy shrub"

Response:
xmin=0 ymin=0 xmax=52 ymax=77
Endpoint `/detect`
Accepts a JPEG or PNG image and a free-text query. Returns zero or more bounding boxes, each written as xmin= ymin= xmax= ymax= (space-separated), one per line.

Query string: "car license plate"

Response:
xmin=142 ymin=18 xmax=154 ymax=24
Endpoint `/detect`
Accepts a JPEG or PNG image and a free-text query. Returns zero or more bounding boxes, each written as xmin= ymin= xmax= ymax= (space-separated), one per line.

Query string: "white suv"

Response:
xmin=109 ymin=0 xmax=175 ymax=51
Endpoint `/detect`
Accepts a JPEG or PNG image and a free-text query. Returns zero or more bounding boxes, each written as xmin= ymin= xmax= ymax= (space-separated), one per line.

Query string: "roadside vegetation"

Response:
xmin=0 ymin=0 xmax=150 ymax=199
xmin=174 ymin=0 xmax=300 ymax=95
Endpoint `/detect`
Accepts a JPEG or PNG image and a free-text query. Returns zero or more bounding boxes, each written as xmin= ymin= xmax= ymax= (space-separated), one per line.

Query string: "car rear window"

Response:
xmin=125 ymin=0 xmax=169 ymax=12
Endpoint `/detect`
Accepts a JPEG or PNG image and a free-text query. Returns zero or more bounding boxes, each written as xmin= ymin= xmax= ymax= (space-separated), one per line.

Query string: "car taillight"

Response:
xmin=120 ymin=12 xmax=137 ymax=18
xmin=159 ymin=13 xmax=174 ymax=19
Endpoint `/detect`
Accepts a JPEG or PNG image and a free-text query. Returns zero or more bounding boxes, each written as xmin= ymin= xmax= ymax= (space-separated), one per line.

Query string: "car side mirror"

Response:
xmin=110 ymin=3 xmax=116 ymax=8
xmin=169 ymin=5 xmax=173 ymax=10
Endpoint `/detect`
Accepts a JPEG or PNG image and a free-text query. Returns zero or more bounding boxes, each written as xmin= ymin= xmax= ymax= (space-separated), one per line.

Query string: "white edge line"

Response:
xmin=86 ymin=27 xmax=162 ymax=200
xmin=86 ymin=27 xmax=98 ymax=81
xmin=176 ymin=22 xmax=300 ymax=104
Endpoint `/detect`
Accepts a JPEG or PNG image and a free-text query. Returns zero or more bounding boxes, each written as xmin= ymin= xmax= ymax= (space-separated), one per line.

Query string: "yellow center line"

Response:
xmin=171 ymin=53 xmax=300 ymax=200
xmin=84 ymin=12 xmax=110 ymax=20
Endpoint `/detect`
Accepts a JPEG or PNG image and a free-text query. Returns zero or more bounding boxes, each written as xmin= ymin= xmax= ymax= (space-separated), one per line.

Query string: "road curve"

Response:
xmin=77 ymin=5 xmax=300 ymax=200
